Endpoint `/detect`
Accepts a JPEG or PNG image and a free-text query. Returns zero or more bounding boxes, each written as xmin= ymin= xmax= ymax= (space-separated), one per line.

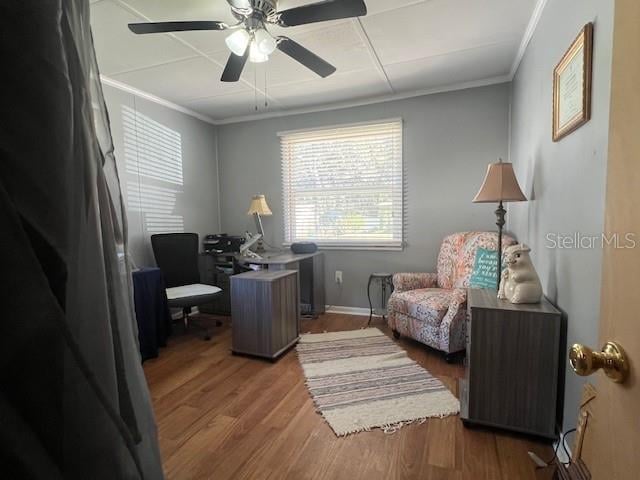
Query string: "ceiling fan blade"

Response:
xmin=221 ymin=47 xmax=250 ymax=82
xmin=128 ymin=21 xmax=227 ymax=34
xmin=277 ymin=0 xmax=367 ymax=27
xmin=277 ymin=37 xmax=336 ymax=78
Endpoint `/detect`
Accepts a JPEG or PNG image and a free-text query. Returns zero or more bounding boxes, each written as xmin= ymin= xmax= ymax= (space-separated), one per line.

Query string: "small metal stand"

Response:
xmin=367 ymin=273 xmax=393 ymax=326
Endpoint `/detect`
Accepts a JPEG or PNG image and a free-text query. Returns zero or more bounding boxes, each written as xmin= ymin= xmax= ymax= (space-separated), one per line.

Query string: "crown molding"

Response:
xmin=509 ymin=0 xmax=548 ymax=79
xmin=100 ymin=75 xmax=218 ymax=126
xmin=101 ymin=74 xmax=510 ymax=126
xmin=216 ymin=75 xmax=511 ymax=125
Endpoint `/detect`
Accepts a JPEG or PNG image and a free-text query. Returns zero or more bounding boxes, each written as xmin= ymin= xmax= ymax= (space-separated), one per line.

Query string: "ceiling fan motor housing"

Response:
xmin=231 ymin=0 xmax=279 ymax=25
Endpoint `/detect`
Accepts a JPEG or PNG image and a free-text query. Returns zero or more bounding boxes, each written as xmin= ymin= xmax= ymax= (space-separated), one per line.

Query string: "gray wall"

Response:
xmin=103 ymin=84 xmax=220 ymax=267
xmin=217 ymin=84 xmax=511 ymax=308
xmin=508 ymin=0 xmax=614 ymax=433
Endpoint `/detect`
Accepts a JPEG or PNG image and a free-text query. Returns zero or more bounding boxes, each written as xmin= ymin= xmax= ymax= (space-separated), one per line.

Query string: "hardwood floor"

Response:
xmin=143 ymin=313 xmax=555 ymax=480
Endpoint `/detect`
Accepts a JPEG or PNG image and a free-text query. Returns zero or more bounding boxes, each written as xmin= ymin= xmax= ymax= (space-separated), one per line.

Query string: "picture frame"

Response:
xmin=552 ymin=23 xmax=594 ymax=142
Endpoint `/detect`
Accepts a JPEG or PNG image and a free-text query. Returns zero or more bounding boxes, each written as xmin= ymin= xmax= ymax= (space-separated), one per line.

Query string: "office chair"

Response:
xmin=151 ymin=233 xmax=222 ymax=340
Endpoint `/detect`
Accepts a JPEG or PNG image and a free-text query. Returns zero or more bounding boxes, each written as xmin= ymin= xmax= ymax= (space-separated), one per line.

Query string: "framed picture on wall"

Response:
xmin=552 ymin=23 xmax=594 ymax=142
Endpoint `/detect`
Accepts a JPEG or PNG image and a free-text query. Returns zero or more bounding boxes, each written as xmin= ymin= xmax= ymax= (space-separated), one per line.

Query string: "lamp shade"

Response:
xmin=249 ymin=42 xmax=269 ymax=63
xmin=247 ymin=194 xmax=272 ymax=216
xmin=225 ymin=29 xmax=251 ymax=56
xmin=254 ymin=28 xmax=277 ymax=55
xmin=473 ymin=160 xmax=527 ymax=203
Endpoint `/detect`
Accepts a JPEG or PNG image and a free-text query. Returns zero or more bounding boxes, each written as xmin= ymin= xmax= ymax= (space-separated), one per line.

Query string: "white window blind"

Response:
xmin=280 ymin=119 xmax=403 ymax=250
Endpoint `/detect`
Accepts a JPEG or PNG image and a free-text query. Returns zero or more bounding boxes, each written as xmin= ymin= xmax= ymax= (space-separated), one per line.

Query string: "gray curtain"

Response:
xmin=0 ymin=0 xmax=163 ymax=478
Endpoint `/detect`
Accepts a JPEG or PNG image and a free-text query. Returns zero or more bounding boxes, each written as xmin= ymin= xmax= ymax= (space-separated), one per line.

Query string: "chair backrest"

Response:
xmin=436 ymin=231 xmax=516 ymax=289
xmin=151 ymin=233 xmax=200 ymax=288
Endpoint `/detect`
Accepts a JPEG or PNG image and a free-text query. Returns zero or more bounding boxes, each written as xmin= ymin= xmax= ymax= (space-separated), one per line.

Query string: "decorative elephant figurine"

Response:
xmin=498 ymin=244 xmax=543 ymax=304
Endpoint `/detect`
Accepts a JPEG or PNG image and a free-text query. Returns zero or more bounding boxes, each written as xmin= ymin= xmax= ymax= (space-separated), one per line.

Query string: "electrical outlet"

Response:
xmin=335 ymin=270 xmax=343 ymax=284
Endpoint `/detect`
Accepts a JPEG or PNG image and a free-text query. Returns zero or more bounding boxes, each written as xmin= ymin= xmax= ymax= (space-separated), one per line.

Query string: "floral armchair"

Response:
xmin=387 ymin=231 xmax=516 ymax=360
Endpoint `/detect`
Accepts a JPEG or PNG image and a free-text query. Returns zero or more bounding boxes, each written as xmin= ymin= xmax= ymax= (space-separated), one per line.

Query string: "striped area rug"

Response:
xmin=297 ymin=328 xmax=460 ymax=436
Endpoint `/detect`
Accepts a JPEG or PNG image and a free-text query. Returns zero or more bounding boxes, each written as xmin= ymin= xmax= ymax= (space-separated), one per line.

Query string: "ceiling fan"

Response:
xmin=128 ymin=0 xmax=368 ymax=82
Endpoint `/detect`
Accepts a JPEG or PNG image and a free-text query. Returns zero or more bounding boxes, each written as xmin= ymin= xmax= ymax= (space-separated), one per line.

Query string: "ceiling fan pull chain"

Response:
xmin=254 ymin=63 xmax=258 ymax=111
xmin=264 ymin=65 xmax=268 ymax=108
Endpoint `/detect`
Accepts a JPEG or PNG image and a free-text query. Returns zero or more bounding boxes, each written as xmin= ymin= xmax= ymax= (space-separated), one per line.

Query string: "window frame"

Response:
xmin=279 ymin=118 xmax=404 ymax=251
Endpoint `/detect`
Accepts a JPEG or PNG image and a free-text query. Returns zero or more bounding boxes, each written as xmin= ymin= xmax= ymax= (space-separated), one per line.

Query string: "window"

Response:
xmin=122 ymin=105 xmax=185 ymax=234
xmin=280 ymin=119 xmax=403 ymax=250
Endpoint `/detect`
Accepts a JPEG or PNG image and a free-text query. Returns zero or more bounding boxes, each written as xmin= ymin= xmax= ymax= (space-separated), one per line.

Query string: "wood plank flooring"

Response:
xmin=143 ymin=313 xmax=556 ymax=480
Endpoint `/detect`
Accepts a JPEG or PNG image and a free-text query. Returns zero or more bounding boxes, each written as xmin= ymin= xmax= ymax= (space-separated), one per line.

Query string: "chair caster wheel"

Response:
xmin=204 ymin=335 xmax=211 ymax=341
xmin=392 ymin=329 xmax=400 ymax=340
xmin=216 ymin=320 xmax=223 ymax=327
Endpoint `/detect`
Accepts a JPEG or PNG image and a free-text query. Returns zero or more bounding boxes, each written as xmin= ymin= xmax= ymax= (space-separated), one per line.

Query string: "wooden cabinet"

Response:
xmin=460 ymin=288 xmax=562 ymax=438
xmin=230 ymin=270 xmax=300 ymax=360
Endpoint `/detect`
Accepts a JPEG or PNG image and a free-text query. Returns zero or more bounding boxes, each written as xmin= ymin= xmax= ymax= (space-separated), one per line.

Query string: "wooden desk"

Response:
xmin=238 ymin=251 xmax=325 ymax=317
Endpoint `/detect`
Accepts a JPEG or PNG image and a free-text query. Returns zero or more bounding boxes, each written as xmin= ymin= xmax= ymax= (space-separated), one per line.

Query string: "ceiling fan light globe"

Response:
xmin=249 ymin=42 xmax=269 ymax=63
xmin=225 ymin=29 xmax=251 ymax=56
xmin=254 ymin=28 xmax=277 ymax=55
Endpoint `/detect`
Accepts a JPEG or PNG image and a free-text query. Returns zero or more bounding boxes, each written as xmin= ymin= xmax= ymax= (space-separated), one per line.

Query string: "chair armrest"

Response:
xmin=392 ymin=273 xmax=438 ymax=292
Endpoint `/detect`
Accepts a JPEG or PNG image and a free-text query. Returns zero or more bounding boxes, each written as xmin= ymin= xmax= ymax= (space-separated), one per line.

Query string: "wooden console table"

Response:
xmin=460 ymin=288 xmax=562 ymax=438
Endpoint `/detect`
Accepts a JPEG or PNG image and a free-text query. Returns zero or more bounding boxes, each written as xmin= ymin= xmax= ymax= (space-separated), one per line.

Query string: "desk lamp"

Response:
xmin=473 ymin=159 xmax=527 ymax=290
xmin=247 ymin=194 xmax=272 ymax=252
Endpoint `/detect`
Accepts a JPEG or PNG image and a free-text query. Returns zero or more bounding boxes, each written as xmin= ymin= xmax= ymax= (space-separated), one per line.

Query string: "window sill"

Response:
xmin=283 ymin=243 xmax=404 ymax=252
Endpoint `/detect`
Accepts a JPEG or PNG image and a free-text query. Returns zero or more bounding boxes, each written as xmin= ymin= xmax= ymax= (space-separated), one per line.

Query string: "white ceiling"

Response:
xmin=90 ymin=0 xmax=538 ymax=123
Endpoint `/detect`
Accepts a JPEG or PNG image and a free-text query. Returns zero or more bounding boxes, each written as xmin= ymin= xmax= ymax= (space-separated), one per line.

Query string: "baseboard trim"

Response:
xmin=325 ymin=305 xmax=381 ymax=317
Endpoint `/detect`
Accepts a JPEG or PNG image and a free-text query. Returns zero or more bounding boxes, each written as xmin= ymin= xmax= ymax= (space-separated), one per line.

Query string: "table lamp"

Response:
xmin=473 ymin=159 xmax=527 ymax=289
xmin=247 ymin=194 xmax=272 ymax=252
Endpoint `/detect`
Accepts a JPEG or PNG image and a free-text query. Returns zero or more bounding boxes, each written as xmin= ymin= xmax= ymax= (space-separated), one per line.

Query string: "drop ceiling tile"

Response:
xmin=185 ymin=91 xmax=285 ymax=121
xmin=119 ymin=0 xmax=236 ymax=55
xmin=361 ymin=0 xmax=536 ymax=65
xmin=364 ymin=0 xmax=428 ymax=16
xmin=110 ymin=56 xmax=250 ymax=104
xmin=264 ymin=0 xmax=425 ymax=39
xmin=119 ymin=0 xmax=234 ymax=21
xmin=91 ymin=1 xmax=197 ymax=75
xmin=269 ymin=68 xmax=390 ymax=109
xmin=385 ymin=41 xmax=515 ymax=92
xmin=284 ymin=22 xmax=375 ymax=75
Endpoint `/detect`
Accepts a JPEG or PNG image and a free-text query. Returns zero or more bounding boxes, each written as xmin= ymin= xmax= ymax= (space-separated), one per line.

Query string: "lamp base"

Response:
xmin=495 ymin=201 xmax=506 ymax=292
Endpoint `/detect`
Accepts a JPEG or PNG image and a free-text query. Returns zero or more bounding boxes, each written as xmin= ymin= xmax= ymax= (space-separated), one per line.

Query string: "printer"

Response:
xmin=203 ymin=234 xmax=246 ymax=253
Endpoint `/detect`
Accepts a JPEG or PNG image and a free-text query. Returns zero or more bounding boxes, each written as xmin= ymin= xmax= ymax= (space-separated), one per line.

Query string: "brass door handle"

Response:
xmin=569 ymin=342 xmax=629 ymax=383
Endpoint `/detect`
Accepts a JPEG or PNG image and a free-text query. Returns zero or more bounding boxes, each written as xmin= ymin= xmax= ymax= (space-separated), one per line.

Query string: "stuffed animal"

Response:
xmin=498 ymin=244 xmax=543 ymax=304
